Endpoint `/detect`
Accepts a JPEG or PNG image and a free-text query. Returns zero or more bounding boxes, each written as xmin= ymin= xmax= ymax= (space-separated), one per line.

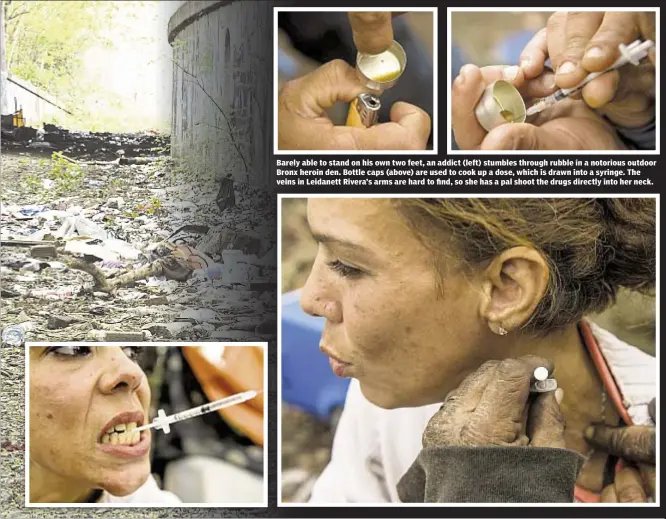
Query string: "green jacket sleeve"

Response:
xmin=397 ymin=446 xmax=586 ymax=503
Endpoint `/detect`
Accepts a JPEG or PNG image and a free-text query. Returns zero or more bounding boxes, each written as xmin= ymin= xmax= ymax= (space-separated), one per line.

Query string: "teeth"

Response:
xmin=100 ymin=422 xmax=142 ymax=446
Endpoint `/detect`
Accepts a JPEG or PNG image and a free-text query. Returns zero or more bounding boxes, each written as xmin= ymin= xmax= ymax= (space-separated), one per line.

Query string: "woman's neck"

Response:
xmin=507 ymin=322 xmax=619 ymax=491
xmin=30 ymin=460 xmax=97 ymax=504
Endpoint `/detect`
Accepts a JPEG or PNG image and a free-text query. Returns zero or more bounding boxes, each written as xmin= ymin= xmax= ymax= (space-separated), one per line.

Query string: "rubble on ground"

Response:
xmin=1 ymin=133 xmax=277 ymax=343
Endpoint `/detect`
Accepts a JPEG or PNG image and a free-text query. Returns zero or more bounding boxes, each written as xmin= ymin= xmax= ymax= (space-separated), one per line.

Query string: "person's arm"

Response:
xmin=587 ymin=397 xmax=656 ymax=501
xmin=309 ymin=380 xmax=393 ymax=503
xmin=398 ymin=445 xmax=584 ymax=503
xmin=397 ymin=356 xmax=586 ymax=503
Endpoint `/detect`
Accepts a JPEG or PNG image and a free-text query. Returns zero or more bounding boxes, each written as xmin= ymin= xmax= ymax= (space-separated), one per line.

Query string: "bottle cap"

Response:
xmin=474 ymin=80 xmax=526 ymax=132
xmin=355 ymin=40 xmax=407 ymax=92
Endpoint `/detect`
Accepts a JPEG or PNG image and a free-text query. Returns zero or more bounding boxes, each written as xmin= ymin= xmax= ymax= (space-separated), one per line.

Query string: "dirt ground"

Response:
xmin=0 ymin=132 xmax=275 ymax=517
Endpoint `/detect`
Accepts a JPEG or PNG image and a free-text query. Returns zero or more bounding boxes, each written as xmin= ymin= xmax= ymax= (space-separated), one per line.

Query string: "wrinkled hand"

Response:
xmin=278 ymin=60 xmax=430 ymax=151
xmin=423 ymin=356 xmax=566 ymax=449
xmin=451 ymin=64 xmax=623 ymax=150
xmin=520 ymin=11 xmax=655 ymax=128
xmin=587 ymin=397 xmax=656 ymax=502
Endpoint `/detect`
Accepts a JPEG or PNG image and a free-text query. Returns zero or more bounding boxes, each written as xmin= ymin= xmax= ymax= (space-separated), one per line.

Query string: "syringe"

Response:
xmin=526 ymin=39 xmax=654 ymax=117
xmin=135 ymin=390 xmax=261 ymax=434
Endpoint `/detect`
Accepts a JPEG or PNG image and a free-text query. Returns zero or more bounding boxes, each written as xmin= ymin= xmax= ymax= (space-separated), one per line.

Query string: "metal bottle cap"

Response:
xmin=474 ymin=80 xmax=526 ymax=132
xmin=355 ymin=40 xmax=407 ymax=92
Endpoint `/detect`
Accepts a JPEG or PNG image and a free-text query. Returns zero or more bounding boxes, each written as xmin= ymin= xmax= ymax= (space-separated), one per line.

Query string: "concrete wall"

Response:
xmin=169 ymin=1 xmax=272 ymax=187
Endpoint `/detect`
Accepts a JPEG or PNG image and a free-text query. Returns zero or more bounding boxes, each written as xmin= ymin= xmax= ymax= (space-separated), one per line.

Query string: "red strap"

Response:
xmin=573 ymin=321 xmax=631 ymax=503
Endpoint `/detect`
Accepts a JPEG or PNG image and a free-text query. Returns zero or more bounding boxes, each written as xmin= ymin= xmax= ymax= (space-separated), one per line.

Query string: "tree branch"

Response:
xmin=172 ymin=58 xmax=250 ymax=175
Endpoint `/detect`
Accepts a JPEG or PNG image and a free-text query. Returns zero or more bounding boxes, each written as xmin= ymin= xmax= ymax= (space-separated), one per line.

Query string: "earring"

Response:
xmin=490 ymin=322 xmax=508 ymax=336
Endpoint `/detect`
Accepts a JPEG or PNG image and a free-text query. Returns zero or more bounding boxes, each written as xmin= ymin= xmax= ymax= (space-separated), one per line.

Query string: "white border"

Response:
xmin=273 ymin=7 xmax=438 ymax=155
xmin=447 ymin=7 xmax=660 ymax=155
xmin=24 ymin=342 xmax=268 ymax=508
xmin=277 ymin=193 xmax=659 ymax=507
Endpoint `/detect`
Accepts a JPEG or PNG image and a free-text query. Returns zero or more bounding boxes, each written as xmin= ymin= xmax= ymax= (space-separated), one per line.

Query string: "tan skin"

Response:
xmin=301 ymin=198 xmax=619 ymax=493
xmin=29 ymin=346 xmax=151 ymax=503
xmin=452 ymin=12 xmax=655 ymax=150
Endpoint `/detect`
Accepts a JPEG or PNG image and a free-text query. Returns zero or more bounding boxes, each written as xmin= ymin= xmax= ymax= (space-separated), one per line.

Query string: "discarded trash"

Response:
xmin=87 ymin=330 xmax=152 ymax=341
xmin=192 ymin=263 xmax=224 ymax=280
xmin=179 ymin=308 xmax=217 ymax=323
xmin=106 ymin=197 xmax=125 ymax=209
xmin=29 ymin=286 xmax=80 ymax=299
xmin=144 ymin=322 xmax=192 ymax=339
xmin=2 ymin=325 xmax=26 ymax=346
xmin=64 ymin=240 xmax=120 ymax=262
xmin=216 ymin=174 xmax=236 ymax=212
xmin=47 ymin=315 xmax=79 ymax=330
xmin=19 ymin=259 xmax=45 ymax=272
xmin=30 ymin=244 xmax=57 ymax=258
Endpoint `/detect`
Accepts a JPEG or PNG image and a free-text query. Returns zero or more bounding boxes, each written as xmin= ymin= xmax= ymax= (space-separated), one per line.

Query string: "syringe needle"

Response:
xmin=525 ymin=39 xmax=653 ymax=118
xmin=135 ymin=390 xmax=261 ymax=433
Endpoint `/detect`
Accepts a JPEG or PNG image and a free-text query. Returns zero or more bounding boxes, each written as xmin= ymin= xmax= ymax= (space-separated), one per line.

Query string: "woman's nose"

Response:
xmin=98 ymin=348 xmax=144 ymax=394
xmin=300 ymin=261 xmax=342 ymax=323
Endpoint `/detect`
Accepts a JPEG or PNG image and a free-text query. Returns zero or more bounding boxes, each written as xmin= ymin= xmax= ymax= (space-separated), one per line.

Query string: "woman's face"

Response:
xmin=30 ymin=346 xmax=152 ymax=500
xmin=301 ymin=198 xmax=492 ymax=409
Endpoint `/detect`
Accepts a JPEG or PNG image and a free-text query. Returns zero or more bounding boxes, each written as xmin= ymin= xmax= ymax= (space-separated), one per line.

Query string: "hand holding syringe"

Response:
xmin=136 ymin=390 xmax=261 ymax=434
xmin=526 ymin=39 xmax=654 ymax=116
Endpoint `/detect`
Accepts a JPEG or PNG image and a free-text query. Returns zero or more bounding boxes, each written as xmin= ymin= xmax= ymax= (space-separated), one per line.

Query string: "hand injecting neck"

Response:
xmin=30 ymin=459 xmax=98 ymax=503
xmin=498 ymin=322 xmax=620 ymax=492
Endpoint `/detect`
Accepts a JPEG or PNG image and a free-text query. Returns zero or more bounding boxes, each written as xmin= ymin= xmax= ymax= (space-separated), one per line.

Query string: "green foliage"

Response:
xmin=48 ymin=151 xmax=84 ymax=193
xmin=3 ymin=1 xmax=117 ymax=106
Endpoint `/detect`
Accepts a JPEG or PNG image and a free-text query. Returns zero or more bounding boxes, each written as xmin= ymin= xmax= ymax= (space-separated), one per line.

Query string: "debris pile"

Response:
xmin=1 ymin=133 xmax=277 ymax=343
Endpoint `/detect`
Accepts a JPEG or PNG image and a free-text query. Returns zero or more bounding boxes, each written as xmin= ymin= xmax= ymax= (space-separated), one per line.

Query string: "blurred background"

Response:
xmin=450 ymin=11 xmax=552 ymax=71
xmin=139 ymin=344 xmax=265 ymax=504
xmin=280 ymin=197 xmax=656 ymax=502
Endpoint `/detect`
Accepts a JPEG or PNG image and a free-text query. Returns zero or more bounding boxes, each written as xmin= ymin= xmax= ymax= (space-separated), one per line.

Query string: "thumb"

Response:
xmin=349 ymin=101 xmax=431 ymax=150
xmin=528 ymin=389 xmax=567 ymax=448
xmin=481 ymin=123 xmax=542 ymax=150
xmin=281 ymin=59 xmax=367 ymax=118
xmin=348 ymin=12 xmax=393 ymax=55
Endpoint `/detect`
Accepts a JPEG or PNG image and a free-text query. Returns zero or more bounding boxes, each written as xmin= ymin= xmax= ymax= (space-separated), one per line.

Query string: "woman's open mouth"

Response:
xmin=320 ymin=345 xmax=353 ymax=378
xmin=97 ymin=411 xmax=150 ymax=458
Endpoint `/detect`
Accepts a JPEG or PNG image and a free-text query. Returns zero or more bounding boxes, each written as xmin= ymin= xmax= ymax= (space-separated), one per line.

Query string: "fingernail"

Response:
xmin=585 ymin=47 xmax=605 ymax=60
xmin=584 ymin=425 xmax=594 ymax=440
xmin=503 ymin=65 xmax=520 ymax=81
xmin=519 ymin=58 xmax=530 ymax=70
xmin=557 ymin=61 xmax=576 ymax=75
xmin=544 ymin=73 xmax=557 ymax=89
xmin=458 ymin=64 xmax=473 ymax=85
xmin=554 ymin=387 xmax=564 ymax=405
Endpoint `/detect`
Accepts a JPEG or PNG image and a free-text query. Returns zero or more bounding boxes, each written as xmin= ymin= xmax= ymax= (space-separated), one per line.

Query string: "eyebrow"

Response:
xmin=310 ymin=230 xmax=372 ymax=254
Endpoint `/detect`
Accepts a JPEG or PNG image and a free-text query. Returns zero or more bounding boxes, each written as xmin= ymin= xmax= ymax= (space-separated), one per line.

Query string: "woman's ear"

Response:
xmin=478 ymin=246 xmax=549 ymax=333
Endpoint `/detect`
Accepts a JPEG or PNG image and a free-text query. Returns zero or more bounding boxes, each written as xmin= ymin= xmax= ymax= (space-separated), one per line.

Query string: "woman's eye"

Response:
xmin=326 ymin=260 xmax=364 ymax=278
xmin=122 ymin=346 xmax=142 ymax=362
xmin=46 ymin=346 xmax=92 ymax=358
